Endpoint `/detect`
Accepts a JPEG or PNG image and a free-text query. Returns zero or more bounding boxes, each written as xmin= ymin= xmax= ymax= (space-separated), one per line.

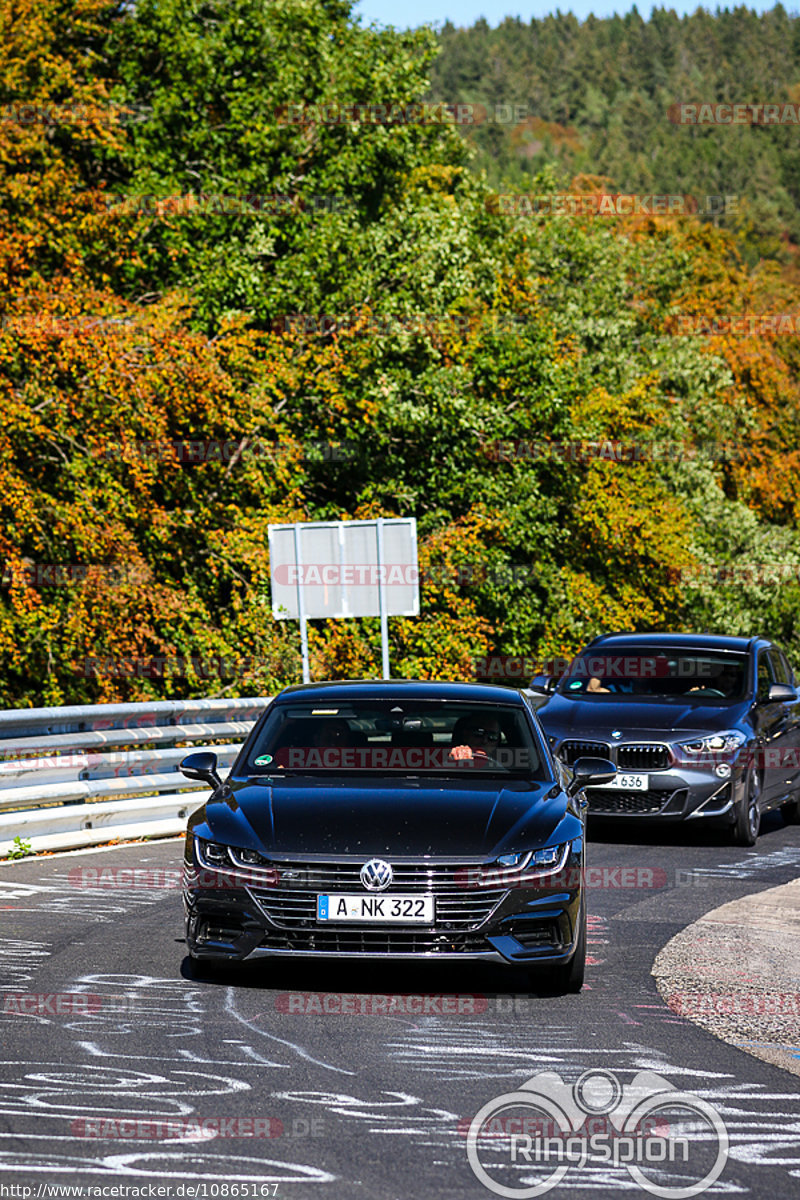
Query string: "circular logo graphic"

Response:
xmin=574 ymin=1069 xmax=621 ymax=1114
xmin=360 ymin=859 xmax=393 ymax=891
xmin=466 ymin=1089 xmax=572 ymax=1198
xmin=465 ymin=1070 xmax=729 ymax=1199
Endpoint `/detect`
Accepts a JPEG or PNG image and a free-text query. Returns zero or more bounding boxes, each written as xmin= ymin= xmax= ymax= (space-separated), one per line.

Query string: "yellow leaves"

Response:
xmin=537 ymin=568 xmax=670 ymax=661
xmin=400 ymin=164 xmax=465 ymax=200
xmin=570 ymin=378 xmax=664 ymax=438
xmin=573 ymin=461 xmax=694 ymax=570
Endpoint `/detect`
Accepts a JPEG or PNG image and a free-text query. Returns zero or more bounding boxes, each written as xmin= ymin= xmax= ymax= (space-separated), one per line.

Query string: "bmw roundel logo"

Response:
xmin=612 ymin=730 xmax=623 ymax=740
xmin=360 ymin=859 xmax=393 ymax=891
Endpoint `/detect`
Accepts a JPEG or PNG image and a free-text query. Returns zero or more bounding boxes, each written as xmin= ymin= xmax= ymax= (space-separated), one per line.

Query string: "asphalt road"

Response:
xmin=1 ymin=812 xmax=800 ymax=1199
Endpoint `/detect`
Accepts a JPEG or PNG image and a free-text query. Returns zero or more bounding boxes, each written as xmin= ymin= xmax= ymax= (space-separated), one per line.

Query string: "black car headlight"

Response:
xmin=496 ymin=851 xmax=532 ymax=869
xmin=195 ymin=837 xmax=275 ymax=875
xmin=198 ymin=839 xmax=232 ymax=867
xmin=492 ymin=841 xmax=574 ymax=881
xmin=496 ymin=846 xmax=565 ymax=870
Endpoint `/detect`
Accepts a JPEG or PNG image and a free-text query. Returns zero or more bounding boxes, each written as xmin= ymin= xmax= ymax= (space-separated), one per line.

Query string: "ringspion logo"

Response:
xmin=466 ymin=1068 xmax=728 ymax=1197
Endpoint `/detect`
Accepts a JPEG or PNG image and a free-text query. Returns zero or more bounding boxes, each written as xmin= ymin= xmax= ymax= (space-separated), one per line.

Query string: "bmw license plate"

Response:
xmin=592 ymin=774 xmax=648 ymax=791
xmin=317 ymin=894 xmax=435 ymax=922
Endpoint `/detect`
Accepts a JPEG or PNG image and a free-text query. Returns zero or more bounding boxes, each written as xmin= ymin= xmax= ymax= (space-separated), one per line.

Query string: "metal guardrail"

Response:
xmin=0 ymin=696 xmax=272 ymax=857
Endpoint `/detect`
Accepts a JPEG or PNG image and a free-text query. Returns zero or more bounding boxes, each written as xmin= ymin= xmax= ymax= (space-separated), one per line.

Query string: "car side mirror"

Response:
xmin=180 ymin=751 xmax=223 ymax=789
xmin=528 ymin=674 xmax=557 ymax=694
xmin=567 ymin=756 xmax=616 ymax=797
xmin=767 ymin=683 xmax=797 ymax=703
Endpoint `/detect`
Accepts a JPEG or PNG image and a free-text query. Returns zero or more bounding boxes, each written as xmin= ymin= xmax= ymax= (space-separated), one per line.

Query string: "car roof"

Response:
xmin=583 ymin=632 xmax=764 ymax=653
xmin=275 ymin=679 xmax=526 ymax=705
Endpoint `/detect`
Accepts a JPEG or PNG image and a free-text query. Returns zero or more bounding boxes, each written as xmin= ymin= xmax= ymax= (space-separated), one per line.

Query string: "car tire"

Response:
xmin=732 ymin=769 xmax=761 ymax=847
xmin=545 ymin=904 xmax=586 ymax=994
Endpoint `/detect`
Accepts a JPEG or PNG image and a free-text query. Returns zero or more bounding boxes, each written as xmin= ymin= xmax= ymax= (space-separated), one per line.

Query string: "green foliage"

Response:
xmin=2 ymin=0 xmax=800 ymax=705
xmin=6 ymin=836 xmax=33 ymax=859
xmin=430 ymin=7 xmax=800 ymax=251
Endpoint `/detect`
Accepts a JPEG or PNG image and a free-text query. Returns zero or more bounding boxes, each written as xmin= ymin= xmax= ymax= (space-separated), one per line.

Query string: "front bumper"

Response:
xmin=182 ymin=844 xmax=585 ymax=967
xmin=583 ymin=769 xmax=741 ymax=821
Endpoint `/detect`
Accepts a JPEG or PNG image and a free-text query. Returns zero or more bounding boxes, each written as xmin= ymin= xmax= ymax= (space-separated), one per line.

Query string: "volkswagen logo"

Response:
xmin=360 ymin=859 xmax=393 ymax=891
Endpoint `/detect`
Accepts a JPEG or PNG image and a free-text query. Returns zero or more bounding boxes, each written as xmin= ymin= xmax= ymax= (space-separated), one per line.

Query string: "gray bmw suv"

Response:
xmin=532 ymin=632 xmax=800 ymax=845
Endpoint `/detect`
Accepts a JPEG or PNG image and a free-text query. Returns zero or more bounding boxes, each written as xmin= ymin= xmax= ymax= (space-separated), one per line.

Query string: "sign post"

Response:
xmin=268 ymin=518 xmax=419 ymax=682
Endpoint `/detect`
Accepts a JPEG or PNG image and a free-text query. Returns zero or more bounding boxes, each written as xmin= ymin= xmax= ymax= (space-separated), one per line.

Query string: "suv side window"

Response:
xmin=777 ymin=649 xmax=795 ymax=688
xmin=767 ymin=649 xmax=789 ymax=686
xmin=756 ymin=651 xmax=773 ymax=701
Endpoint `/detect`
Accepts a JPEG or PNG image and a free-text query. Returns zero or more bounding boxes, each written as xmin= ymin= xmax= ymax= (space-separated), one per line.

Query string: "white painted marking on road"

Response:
xmin=224 ymin=988 xmax=356 ymax=1076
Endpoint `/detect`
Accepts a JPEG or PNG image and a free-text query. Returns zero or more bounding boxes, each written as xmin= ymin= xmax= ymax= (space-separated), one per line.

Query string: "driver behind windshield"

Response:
xmin=688 ymin=663 xmax=742 ymax=698
xmin=448 ymin=714 xmax=502 ymax=762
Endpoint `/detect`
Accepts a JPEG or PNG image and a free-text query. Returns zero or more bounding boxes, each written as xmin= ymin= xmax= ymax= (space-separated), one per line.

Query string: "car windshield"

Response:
xmin=556 ymin=649 xmax=749 ymax=701
xmin=244 ymin=699 xmax=545 ymax=777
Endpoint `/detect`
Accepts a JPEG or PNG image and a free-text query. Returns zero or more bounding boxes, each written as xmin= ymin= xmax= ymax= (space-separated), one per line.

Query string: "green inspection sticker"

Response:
xmin=254 ymin=754 xmax=273 ymax=766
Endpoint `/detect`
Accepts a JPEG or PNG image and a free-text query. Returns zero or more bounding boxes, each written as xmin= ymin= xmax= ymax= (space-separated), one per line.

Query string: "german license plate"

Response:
xmin=316 ymin=894 xmax=435 ymax=922
xmin=592 ymin=774 xmax=648 ymax=791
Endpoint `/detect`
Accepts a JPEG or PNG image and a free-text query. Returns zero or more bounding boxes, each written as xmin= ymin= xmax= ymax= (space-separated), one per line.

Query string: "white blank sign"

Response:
xmin=268 ymin=519 xmax=419 ymax=619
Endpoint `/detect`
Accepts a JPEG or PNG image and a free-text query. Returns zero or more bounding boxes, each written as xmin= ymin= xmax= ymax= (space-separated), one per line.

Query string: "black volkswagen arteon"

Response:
xmin=179 ymin=681 xmax=615 ymax=992
xmin=533 ymin=632 xmax=800 ymax=845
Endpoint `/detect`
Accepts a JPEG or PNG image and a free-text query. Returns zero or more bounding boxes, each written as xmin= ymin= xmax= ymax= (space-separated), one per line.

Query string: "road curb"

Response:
xmin=652 ymin=876 xmax=800 ymax=1077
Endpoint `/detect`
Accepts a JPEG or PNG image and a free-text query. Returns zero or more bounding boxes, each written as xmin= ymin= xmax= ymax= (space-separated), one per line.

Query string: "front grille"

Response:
xmin=257 ymin=928 xmax=492 ymax=954
xmin=558 ymin=740 xmax=609 ymax=765
xmin=248 ymin=882 xmax=506 ymax=932
xmin=585 ymin=788 xmax=675 ymax=815
xmin=266 ymin=861 xmax=492 ymax=892
xmin=616 ymin=743 xmax=670 ymax=771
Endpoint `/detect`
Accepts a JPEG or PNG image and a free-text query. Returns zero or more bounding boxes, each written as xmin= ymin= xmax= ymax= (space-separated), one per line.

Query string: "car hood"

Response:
xmin=538 ymin=695 xmax=751 ymax=741
xmin=199 ymin=774 xmax=567 ymax=859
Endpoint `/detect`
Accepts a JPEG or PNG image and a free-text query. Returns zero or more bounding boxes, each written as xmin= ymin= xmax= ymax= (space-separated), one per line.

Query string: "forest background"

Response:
xmin=2 ymin=0 xmax=800 ymax=706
